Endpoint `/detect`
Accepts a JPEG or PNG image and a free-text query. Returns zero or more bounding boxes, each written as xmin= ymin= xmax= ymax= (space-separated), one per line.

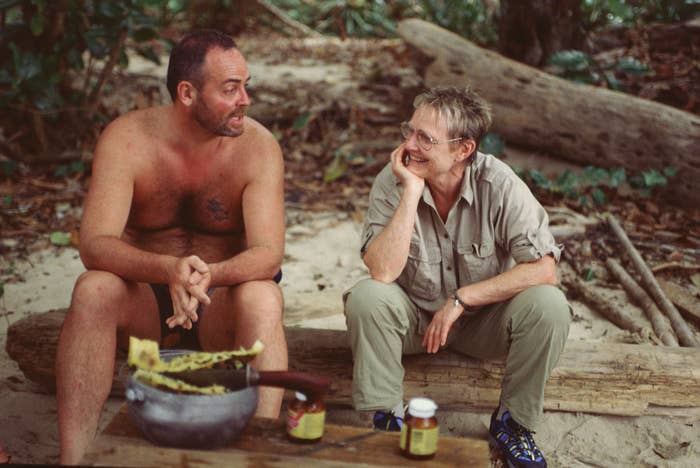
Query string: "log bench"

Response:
xmin=82 ymin=404 xmax=492 ymax=467
xmin=7 ymin=309 xmax=700 ymax=417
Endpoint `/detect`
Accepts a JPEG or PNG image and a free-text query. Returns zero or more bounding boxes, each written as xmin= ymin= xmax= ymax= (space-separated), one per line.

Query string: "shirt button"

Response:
xmin=443 ymin=234 xmax=449 ymax=239
xmin=446 ymin=265 xmax=452 ymax=271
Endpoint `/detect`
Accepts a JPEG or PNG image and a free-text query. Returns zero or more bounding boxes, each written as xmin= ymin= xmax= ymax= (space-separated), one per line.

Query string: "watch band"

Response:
xmin=452 ymin=289 xmax=469 ymax=311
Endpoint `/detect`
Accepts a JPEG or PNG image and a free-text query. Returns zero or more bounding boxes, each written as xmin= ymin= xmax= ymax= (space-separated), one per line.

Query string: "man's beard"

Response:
xmin=193 ymin=98 xmax=247 ymax=137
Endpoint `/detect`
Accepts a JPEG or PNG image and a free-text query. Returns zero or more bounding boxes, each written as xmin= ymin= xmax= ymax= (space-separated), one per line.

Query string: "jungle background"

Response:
xmin=1 ymin=1 xmax=700 ymax=465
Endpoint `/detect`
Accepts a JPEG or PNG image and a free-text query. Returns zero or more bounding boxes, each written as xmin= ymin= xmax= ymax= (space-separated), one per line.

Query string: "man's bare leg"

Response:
xmin=200 ymin=280 xmax=287 ymax=418
xmin=56 ymin=271 xmax=160 ymax=465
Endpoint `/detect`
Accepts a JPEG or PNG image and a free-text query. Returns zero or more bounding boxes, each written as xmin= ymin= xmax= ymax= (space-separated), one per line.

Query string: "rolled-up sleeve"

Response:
xmin=494 ymin=175 xmax=563 ymax=264
xmin=360 ymin=165 xmax=399 ymax=256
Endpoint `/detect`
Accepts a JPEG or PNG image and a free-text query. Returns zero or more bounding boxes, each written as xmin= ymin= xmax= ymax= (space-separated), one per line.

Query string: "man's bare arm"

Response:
xmin=208 ymin=130 xmax=285 ymax=286
xmin=78 ymin=117 xmax=208 ymax=321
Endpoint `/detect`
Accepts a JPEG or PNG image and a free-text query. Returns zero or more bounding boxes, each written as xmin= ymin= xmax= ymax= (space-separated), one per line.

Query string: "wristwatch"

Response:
xmin=452 ymin=289 xmax=469 ymax=311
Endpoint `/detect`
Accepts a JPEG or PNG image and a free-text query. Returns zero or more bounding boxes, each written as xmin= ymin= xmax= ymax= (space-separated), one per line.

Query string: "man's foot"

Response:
xmin=488 ymin=408 xmax=546 ymax=468
xmin=373 ymin=410 xmax=403 ymax=431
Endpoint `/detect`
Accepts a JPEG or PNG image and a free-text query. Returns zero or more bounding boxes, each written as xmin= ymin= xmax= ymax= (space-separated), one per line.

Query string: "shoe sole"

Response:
xmin=488 ymin=434 xmax=517 ymax=468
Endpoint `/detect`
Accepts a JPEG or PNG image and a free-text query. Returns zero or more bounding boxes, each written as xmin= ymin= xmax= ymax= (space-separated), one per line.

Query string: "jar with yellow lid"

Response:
xmin=400 ymin=397 xmax=439 ymax=459
xmin=287 ymin=391 xmax=325 ymax=443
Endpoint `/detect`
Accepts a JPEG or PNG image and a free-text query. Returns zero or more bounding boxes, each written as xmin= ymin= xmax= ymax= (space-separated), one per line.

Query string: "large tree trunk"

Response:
xmin=397 ymin=19 xmax=700 ymax=207
xmin=8 ymin=310 xmax=700 ymax=417
xmin=499 ymin=0 xmax=583 ymax=66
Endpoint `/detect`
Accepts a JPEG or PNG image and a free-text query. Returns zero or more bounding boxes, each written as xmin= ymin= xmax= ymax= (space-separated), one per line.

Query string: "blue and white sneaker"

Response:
xmin=373 ymin=410 xmax=403 ymax=432
xmin=489 ymin=408 xmax=547 ymax=468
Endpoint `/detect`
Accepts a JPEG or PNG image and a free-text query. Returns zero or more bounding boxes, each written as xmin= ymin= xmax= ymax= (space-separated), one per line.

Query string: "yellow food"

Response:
xmin=127 ymin=336 xmax=264 ymax=394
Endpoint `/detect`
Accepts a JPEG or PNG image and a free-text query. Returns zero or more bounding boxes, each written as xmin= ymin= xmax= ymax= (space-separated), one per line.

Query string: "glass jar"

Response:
xmin=287 ymin=391 xmax=325 ymax=443
xmin=400 ymin=397 xmax=439 ymax=459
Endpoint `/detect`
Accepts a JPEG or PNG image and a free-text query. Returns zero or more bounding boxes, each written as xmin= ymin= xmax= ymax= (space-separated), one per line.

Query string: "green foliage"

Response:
xmin=548 ymin=49 xmax=649 ymax=91
xmin=270 ymin=0 xmax=497 ymax=43
xmin=516 ymin=165 xmax=677 ymax=207
xmin=479 ymin=132 xmax=505 ymax=156
xmin=49 ymin=231 xmax=72 ymax=246
xmin=0 ymin=0 xmax=180 ymax=154
xmin=582 ymin=0 xmax=700 ymax=28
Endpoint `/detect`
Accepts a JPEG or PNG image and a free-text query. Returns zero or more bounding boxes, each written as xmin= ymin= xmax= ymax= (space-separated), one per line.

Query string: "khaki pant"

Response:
xmin=343 ymin=279 xmax=571 ymax=430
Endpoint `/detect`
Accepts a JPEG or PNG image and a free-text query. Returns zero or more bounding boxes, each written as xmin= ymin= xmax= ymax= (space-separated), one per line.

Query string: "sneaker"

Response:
xmin=373 ymin=410 xmax=403 ymax=431
xmin=489 ymin=408 xmax=546 ymax=468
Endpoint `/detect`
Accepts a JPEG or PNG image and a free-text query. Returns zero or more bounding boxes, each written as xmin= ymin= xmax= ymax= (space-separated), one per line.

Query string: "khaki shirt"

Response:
xmin=361 ymin=152 xmax=562 ymax=313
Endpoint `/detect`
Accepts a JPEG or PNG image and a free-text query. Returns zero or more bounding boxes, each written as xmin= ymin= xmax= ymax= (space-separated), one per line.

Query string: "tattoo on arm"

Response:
xmin=207 ymin=198 xmax=229 ymax=221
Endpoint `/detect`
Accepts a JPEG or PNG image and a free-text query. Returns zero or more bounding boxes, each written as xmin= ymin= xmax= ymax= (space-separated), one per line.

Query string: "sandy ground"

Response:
xmin=2 ymin=208 xmax=700 ymax=466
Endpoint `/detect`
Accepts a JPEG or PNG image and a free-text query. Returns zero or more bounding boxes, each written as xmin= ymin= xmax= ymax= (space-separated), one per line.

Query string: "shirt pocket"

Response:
xmin=400 ymin=241 xmax=442 ymax=301
xmin=457 ymin=239 xmax=500 ymax=283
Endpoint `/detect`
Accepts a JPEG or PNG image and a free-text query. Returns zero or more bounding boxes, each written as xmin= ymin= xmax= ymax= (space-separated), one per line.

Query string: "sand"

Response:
xmin=1 ymin=209 xmax=699 ymax=466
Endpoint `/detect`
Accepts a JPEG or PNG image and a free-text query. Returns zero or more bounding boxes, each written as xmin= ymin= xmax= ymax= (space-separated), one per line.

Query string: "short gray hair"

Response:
xmin=413 ymin=86 xmax=493 ymax=147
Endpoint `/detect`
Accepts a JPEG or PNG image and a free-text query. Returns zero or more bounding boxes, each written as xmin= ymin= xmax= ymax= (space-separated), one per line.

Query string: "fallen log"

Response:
xmin=396 ymin=19 xmax=700 ymax=206
xmin=606 ymin=258 xmax=678 ymax=346
xmin=8 ymin=309 xmax=700 ymax=417
xmin=658 ymin=278 xmax=700 ymax=328
xmin=607 ymin=214 xmax=700 ymax=347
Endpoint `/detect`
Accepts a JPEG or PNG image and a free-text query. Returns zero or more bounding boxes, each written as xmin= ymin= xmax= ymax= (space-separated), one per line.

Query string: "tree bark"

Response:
xmin=396 ymin=19 xmax=700 ymax=207
xmin=499 ymin=0 xmax=583 ymax=66
xmin=8 ymin=310 xmax=700 ymax=417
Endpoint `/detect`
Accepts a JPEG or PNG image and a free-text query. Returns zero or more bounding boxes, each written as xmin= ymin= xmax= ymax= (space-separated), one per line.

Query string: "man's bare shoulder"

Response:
xmin=99 ymin=106 xmax=168 ymax=146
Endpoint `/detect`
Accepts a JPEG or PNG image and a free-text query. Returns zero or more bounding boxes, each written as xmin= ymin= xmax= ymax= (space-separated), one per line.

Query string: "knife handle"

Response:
xmin=255 ymin=370 xmax=331 ymax=398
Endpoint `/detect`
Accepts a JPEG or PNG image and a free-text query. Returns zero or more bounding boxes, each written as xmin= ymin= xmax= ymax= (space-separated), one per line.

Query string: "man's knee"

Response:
xmin=230 ymin=280 xmax=283 ymax=321
xmin=69 ymin=270 xmax=129 ymax=320
xmin=343 ymin=278 xmax=397 ymax=325
xmin=512 ymin=285 xmax=571 ymax=335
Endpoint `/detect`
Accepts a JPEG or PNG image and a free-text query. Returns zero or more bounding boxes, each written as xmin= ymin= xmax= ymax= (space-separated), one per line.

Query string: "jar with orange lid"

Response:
xmin=286 ymin=391 xmax=326 ymax=443
xmin=399 ymin=397 xmax=439 ymax=459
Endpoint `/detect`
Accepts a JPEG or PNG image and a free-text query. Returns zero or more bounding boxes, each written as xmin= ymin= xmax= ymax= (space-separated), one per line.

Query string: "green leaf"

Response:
xmin=609 ymin=168 xmax=626 ymax=187
xmin=591 ymin=187 xmax=607 ymax=205
xmin=54 ymin=165 xmax=68 ymax=177
xmin=614 ymin=57 xmax=649 ymax=76
xmin=70 ymin=160 xmax=85 ymax=173
xmin=603 ymin=71 xmax=624 ymax=91
xmin=663 ymin=167 xmax=678 ymax=178
xmin=548 ymin=50 xmax=591 ymax=72
xmin=528 ymin=169 xmax=551 ymax=190
xmin=0 ymin=282 xmax=4 ymax=299
xmin=292 ymin=112 xmax=312 ymax=131
xmin=323 ymin=154 xmax=347 ymax=183
xmin=479 ymin=132 xmax=505 ymax=156
xmin=2 ymin=195 xmax=12 ymax=207
xmin=582 ymin=267 xmax=595 ymax=281
xmin=50 ymin=231 xmax=72 ymax=246
xmin=30 ymin=13 xmax=44 ymax=35
xmin=642 ymin=170 xmax=667 ymax=187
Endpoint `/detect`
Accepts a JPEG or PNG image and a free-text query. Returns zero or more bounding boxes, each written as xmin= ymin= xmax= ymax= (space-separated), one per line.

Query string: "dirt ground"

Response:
xmin=2 ymin=206 xmax=700 ymax=466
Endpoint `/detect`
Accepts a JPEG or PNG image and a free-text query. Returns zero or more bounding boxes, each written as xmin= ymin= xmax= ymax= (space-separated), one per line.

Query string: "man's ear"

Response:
xmin=458 ymin=139 xmax=477 ymax=162
xmin=177 ymin=81 xmax=197 ymax=106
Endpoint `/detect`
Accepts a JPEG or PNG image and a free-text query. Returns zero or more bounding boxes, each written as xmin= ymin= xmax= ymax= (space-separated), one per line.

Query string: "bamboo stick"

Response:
xmin=606 ymin=258 xmax=679 ymax=346
xmin=607 ymin=214 xmax=700 ymax=347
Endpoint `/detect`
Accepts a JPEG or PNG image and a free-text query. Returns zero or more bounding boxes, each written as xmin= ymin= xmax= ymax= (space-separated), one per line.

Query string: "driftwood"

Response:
xmin=607 ymin=214 xmax=700 ymax=347
xmin=658 ymin=279 xmax=700 ymax=328
xmin=606 ymin=258 xmax=678 ymax=346
xmin=396 ymin=19 xmax=700 ymax=206
xmin=561 ymin=274 xmax=653 ymax=340
xmin=9 ymin=309 xmax=700 ymax=417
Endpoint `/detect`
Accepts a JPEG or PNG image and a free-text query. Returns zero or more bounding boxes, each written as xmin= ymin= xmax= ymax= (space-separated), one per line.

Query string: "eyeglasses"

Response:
xmin=400 ymin=121 xmax=463 ymax=151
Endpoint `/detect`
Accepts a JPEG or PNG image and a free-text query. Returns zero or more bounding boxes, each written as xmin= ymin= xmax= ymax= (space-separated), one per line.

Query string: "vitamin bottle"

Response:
xmin=287 ymin=391 xmax=325 ymax=443
xmin=400 ymin=397 xmax=439 ymax=459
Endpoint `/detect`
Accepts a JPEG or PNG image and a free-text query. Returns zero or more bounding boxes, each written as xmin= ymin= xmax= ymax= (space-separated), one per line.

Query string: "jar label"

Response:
xmin=400 ymin=426 xmax=439 ymax=456
xmin=287 ymin=408 xmax=325 ymax=439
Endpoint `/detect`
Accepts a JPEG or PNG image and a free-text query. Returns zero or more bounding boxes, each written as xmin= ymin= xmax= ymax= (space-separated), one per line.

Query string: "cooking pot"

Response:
xmin=125 ymin=349 xmax=258 ymax=449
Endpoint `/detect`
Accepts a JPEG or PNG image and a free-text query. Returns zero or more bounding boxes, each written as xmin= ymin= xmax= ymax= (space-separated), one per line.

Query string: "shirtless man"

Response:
xmin=55 ymin=30 xmax=287 ymax=465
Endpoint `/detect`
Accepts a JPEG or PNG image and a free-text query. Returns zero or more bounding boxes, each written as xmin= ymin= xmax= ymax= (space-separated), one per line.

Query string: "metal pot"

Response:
xmin=125 ymin=349 xmax=258 ymax=449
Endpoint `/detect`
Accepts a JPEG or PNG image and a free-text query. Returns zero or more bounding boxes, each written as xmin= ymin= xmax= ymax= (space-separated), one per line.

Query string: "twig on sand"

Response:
xmin=606 ymin=258 xmax=679 ymax=346
xmin=607 ymin=214 xmax=700 ymax=348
